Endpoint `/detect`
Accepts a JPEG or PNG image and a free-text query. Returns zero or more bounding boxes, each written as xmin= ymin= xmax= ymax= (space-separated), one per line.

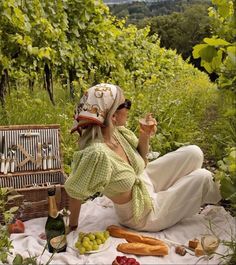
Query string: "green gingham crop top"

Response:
xmin=64 ymin=126 xmax=153 ymax=223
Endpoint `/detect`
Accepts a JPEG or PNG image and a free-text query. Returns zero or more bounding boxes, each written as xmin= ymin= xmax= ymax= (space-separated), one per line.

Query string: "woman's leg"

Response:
xmin=145 ymin=145 xmax=204 ymax=192
xmin=140 ymin=168 xmax=222 ymax=232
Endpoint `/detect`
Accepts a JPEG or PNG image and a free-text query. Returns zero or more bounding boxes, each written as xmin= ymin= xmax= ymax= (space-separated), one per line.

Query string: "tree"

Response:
xmin=145 ymin=4 xmax=211 ymax=60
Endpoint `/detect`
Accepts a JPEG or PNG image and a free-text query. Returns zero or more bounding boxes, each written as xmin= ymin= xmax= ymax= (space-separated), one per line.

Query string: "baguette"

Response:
xmin=107 ymin=225 xmax=143 ymax=241
xmin=117 ymin=242 xmax=168 ymax=256
xmin=107 ymin=225 xmax=166 ymax=246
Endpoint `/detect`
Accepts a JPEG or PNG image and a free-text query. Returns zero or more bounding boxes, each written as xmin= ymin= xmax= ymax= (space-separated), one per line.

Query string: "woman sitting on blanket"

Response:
xmin=65 ymin=83 xmax=221 ymax=232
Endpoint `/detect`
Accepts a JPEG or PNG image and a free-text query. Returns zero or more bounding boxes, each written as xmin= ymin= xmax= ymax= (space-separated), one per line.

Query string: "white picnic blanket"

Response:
xmin=7 ymin=197 xmax=236 ymax=265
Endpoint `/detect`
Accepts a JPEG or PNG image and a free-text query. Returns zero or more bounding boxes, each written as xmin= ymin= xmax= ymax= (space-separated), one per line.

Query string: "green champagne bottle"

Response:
xmin=45 ymin=187 xmax=67 ymax=253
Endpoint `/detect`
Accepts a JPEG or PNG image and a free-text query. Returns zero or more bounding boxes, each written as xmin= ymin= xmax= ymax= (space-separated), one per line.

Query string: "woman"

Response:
xmin=65 ymin=83 xmax=221 ymax=232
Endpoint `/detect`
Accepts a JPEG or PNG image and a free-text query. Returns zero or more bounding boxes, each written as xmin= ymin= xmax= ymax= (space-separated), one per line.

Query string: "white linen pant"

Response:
xmin=114 ymin=145 xmax=222 ymax=232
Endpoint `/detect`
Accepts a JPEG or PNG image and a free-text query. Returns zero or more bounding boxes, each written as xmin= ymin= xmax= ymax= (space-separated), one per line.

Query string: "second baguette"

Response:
xmin=126 ymin=235 xmax=167 ymax=246
xmin=117 ymin=242 xmax=169 ymax=256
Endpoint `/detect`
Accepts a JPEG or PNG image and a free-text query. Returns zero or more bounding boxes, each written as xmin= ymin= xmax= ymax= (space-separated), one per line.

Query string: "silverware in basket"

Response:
xmin=42 ymin=143 xmax=48 ymax=170
xmin=0 ymin=135 xmax=5 ymax=173
xmin=36 ymin=142 xmax=42 ymax=169
xmin=47 ymin=142 xmax=52 ymax=169
xmin=4 ymin=149 xmax=11 ymax=174
xmin=10 ymin=144 xmax=17 ymax=173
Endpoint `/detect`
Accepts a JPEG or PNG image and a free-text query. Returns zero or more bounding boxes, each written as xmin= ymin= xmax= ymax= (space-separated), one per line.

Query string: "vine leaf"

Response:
xmin=227 ymin=46 xmax=236 ymax=64
xmin=199 ymin=45 xmax=217 ymax=62
xmin=203 ymin=37 xmax=230 ymax=46
xmin=13 ymin=254 xmax=23 ymax=265
xmin=192 ymin=44 xmax=207 ymax=59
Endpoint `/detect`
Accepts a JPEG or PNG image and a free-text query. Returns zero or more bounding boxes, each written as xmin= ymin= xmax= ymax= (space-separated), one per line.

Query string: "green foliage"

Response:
xmin=215 ymin=147 xmax=236 ymax=216
xmin=220 ymin=239 xmax=236 ymax=265
xmin=0 ymin=0 xmax=110 ymax=104
xmin=12 ymin=253 xmax=38 ymax=265
xmin=192 ymin=0 xmax=236 ymax=91
xmin=210 ymin=0 xmax=236 ymax=41
xmin=0 ymin=188 xmax=21 ymax=263
xmin=200 ymin=89 xmax=236 ymax=161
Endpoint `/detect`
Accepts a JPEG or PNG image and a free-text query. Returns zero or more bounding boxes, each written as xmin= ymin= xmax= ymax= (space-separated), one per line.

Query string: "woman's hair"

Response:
xmin=79 ymin=86 xmax=123 ymax=149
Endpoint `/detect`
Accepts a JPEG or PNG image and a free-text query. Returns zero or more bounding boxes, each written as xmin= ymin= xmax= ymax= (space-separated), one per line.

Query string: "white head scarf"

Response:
xmin=71 ymin=83 xmax=118 ymax=133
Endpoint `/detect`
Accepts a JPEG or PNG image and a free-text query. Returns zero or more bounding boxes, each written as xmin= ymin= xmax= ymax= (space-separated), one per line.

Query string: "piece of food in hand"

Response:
xmin=107 ymin=225 xmax=166 ymax=246
xmin=117 ymin=242 xmax=168 ymax=256
xmin=112 ymin=256 xmax=140 ymax=265
xmin=74 ymin=229 xmax=110 ymax=254
xmin=175 ymin=246 xmax=187 ymax=256
xmin=8 ymin=219 xmax=25 ymax=234
xmin=188 ymin=238 xmax=199 ymax=249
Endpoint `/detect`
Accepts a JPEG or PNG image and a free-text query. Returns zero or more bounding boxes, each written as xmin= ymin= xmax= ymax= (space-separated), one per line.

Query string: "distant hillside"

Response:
xmin=103 ymin=0 xmax=170 ymax=4
xmin=106 ymin=0 xmax=211 ymax=18
xmin=104 ymin=0 xmax=126 ymax=4
xmin=103 ymin=0 xmax=132 ymax=4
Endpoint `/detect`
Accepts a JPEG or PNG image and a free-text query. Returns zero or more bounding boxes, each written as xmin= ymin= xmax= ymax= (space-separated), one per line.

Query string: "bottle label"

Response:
xmin=50 ymin=235 xmax=67 ymax=251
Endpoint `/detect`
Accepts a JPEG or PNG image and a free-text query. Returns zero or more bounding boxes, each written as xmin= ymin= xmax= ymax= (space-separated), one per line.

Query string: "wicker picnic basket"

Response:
xmin=0 ymin=124 xmax=70 ymax=221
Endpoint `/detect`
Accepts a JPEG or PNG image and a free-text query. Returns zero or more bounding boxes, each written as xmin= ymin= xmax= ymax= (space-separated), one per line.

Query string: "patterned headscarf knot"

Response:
xmin=71 ymin=83 xmax=118 ymax=134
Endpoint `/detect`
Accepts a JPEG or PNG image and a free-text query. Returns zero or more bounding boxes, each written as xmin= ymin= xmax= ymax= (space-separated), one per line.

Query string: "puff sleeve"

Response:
xmin=64 ymin=145 xmax=112 ymax=202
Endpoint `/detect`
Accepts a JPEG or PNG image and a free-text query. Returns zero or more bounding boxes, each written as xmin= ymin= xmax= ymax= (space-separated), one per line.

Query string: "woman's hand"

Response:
xmin=138 ymin=114 xmax=157 ymax=164
xmin=139 ymin=113 xmax=157 ymax=138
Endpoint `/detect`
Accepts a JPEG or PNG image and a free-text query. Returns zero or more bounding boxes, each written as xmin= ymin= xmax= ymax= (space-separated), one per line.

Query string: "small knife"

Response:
xmin=47 ymin=142 xmax=52 ymax=169
xmin=10 ymin=145 xmax=17 ymax=173
xmin=42 ymin=143 xmax=47 ymax=170
xmin=4 ymin=149 xmax=11 ymax=174
xmin=0 ymin=136 xmax=5 ymax=173
xmin=163 ymin=238 xmax=195 ymax=253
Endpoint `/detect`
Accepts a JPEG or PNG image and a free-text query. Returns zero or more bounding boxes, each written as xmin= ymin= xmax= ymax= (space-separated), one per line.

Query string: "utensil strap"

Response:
xmin=17 ymin=144 xmax=37 ymax=167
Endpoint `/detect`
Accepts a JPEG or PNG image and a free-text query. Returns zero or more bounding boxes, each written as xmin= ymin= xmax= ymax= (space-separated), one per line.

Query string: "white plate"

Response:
xmin=72 ymin=237 xmax=111 ymax=254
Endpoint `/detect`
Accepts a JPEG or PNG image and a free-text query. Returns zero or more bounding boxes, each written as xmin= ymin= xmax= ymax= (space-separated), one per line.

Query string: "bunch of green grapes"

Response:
xmin=74 ymin=230 xmax=110 ymax=254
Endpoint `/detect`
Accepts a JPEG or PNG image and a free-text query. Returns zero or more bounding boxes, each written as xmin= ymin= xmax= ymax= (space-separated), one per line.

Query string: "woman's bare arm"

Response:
xmin=137 ymin=114 xmax=157 ymax=164
xmin=68 ymin=197 xmax=82 ymax=230
xmin=137 ymin=131 xmax=150 ymax=165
